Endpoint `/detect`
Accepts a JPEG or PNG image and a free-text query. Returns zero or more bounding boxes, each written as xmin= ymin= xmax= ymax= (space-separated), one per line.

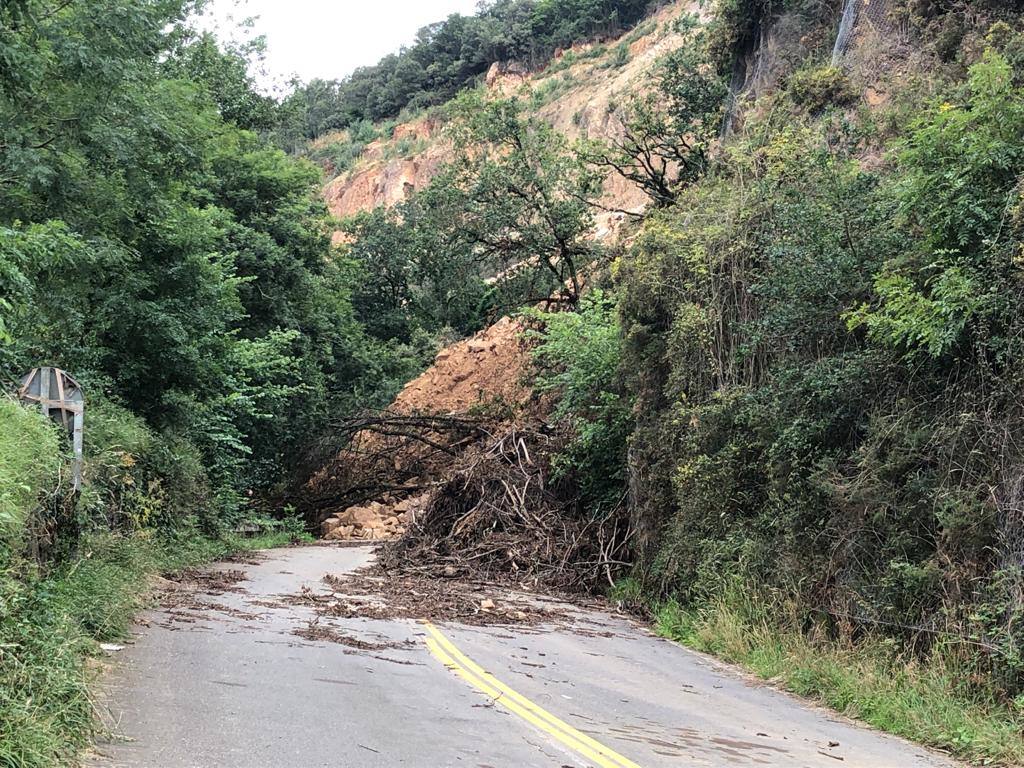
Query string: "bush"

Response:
xmin=616 ymin=49 xmax=1024 ymax=719
xmin=788 ymin=65 xmax=858 ymax=111
xmin=527 ymin=291 xmax=633 ymax=512
xmin=0 ymin=529 xmax=243 ymax=768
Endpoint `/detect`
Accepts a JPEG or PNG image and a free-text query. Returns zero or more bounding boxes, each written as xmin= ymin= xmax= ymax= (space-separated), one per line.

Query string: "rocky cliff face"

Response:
xmin=319 ymin=0 xmax=702 ymax=236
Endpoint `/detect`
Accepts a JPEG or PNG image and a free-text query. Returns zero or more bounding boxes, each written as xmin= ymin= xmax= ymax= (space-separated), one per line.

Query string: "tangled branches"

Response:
xmin=299 ymin=411 xmax=489 ymax=518
xmin=378 ymin=426 xmax=632 ymax=593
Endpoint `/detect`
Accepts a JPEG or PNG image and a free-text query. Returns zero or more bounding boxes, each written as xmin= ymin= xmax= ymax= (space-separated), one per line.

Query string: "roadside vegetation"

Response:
xmin=611 ymin=576 xmax=1024 ymax=764
xmin=524 ymin=4 xmax=1024 ymax=763
xmin=0 ymin=397 xmax=310 ymax=766
xmin=1 ymin=2 xmax=396 ymax=764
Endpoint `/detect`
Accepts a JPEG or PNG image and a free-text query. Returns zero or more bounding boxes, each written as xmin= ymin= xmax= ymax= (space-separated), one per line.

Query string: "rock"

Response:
xmin=443 ymin=565 xmax=457 ymax=577
xmin=480 ymin=599 xmax=495 ymax=610
xmin=485 ymin=61 xmax=503 ymax=87
xmin=467 ymin=340 xmax=489 ymax=354
xmin=320 ymin=517 xmax=341 ymax=536
xmin=339 ymin=506 xmax=379 ymax=527
xmin=327 ymin=525 xmax=356 ymax=541
xmin=384 ymin=516 xmax=399 ymax=527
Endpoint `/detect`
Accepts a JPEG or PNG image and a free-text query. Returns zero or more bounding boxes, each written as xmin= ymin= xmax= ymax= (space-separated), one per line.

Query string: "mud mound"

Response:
xmin=303 ymin=315 xmax=630 ymax=593
xmin=303 ymin=315 xmax=535 ymax=531
xmin=392 ymin=315 xmax=530 ymax=415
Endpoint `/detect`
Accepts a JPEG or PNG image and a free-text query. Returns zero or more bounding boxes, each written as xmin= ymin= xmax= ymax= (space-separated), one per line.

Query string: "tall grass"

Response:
xmin=0 ymin=398 xmax=311 ymax=767
xmin=0 ymin=398 xmax=59 ymax=542
xmin=628 ymin=583 xmax=1024 ymax=765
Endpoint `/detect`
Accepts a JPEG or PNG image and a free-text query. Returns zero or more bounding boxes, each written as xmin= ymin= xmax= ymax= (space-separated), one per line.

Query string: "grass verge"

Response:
xmin=0 ymin=525 xmax=311 ymax=768
xmin=613 ymin=580 xmax=1024 ymax=766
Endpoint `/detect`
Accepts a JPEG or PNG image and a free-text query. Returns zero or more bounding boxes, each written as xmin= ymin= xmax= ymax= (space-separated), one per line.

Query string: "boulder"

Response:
xmin=320 ymin=517 xmax=341 ymax=537
xmin=339 ymin=506 xmax=379 ymax=527
xmin=329 ymin=524 xmax=358 ymax=540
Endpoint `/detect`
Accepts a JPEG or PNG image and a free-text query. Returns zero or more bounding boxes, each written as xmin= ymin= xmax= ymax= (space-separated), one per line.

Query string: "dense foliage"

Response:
xmin=275 ymin=0 xmax=656 ymax=144
xmin=527 ymin=291 xmax=632 ymax=511
xmin=0 ymin=3 xmax=369 ymax=762
xmin=617 ymin=45 xmax=1024 ymax=706
xmin=0 ymin=0 xmax=418 ymax=536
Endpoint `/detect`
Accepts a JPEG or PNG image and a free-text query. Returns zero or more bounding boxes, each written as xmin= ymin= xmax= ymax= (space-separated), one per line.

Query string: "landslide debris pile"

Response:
xmin=304 ymin=314 xmax=631 ymax=591
xmin=318 ymin=492 xmax=431 ymax=542
xmin=377 ymin=427 xmax=629 ymax=591
xmin=305 ymin=316 xmax=533 ymax=540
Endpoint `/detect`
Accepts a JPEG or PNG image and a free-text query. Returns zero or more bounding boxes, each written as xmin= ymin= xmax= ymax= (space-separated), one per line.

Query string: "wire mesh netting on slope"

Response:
xmin=832 ymin=0 xmax=897 ymax=65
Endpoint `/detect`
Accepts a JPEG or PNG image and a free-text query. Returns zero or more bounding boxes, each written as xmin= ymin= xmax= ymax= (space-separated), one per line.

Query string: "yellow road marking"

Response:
xmin=422 ymin=621 xmax=644 ymax=768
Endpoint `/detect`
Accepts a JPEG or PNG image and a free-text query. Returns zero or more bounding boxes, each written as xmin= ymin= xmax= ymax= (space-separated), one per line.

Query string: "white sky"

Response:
xmin=199 ymin=0 xmax=483 ymax=93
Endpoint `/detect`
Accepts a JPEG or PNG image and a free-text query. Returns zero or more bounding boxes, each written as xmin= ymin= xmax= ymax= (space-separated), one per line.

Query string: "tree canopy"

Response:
xmin=275 ymin=0 xmax=655 ymax=144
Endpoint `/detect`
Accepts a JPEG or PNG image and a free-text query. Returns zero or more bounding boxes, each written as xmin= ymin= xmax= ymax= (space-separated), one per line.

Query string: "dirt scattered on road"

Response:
xmin=276 ymin=570 xmax=577 ymax=628
xmin=294 ymin=619 xmax=415 ymax=652
xmin=148 ymin=562 xmax=262 ymax=628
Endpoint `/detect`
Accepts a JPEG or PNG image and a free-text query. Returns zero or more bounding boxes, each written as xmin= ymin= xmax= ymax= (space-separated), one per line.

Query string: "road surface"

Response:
xmin=89 ymin=545 xmax=960 ymax=768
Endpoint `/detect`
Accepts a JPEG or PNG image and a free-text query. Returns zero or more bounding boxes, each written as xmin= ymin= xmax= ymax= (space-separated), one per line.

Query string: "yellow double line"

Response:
xmin=422 ymin=621 xmax=643 ymax=768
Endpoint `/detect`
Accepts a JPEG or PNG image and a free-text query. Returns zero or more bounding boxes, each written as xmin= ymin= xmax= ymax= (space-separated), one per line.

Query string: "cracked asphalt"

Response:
xmin=88 ymin=545 xmax=962 ymax=768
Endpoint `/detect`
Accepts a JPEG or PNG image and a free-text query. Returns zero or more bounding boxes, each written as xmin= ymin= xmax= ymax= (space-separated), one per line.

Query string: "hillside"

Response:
xmin=317 ymin=0 xmax=701 ymax=237
xmin=300 ymin=0 xmax=1024 ymax=762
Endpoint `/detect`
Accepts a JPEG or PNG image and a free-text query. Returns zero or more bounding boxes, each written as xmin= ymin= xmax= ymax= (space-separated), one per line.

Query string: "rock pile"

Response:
xmin=320 ymin=492 xmax=431 ymax=541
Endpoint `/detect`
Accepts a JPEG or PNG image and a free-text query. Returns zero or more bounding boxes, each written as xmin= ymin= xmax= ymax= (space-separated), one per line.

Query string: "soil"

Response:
xmin=276 ymin=569 xmax=579 ymax=628
xmin=307 ymin=314 xmax=540 ymax=543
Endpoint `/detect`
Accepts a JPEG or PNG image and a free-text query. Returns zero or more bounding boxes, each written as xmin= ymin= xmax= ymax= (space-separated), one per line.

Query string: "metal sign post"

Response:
xmin=18 ymin=367 xmax=85 ymax=490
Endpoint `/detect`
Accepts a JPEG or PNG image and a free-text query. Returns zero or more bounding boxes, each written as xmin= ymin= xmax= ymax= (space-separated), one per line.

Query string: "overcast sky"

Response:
xmin=200 ymin=0 xmax=482 ymax=93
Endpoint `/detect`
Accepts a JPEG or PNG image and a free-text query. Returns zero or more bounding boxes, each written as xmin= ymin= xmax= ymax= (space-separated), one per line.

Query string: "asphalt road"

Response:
xmin=89 ymin=545 xmax=961 ymax=768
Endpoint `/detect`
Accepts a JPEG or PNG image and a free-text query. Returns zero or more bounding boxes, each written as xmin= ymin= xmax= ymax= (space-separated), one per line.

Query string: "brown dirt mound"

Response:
xmin=302 ymin=315 xmax=538 ymax=535
xmin=301 ymin=314 xmax=631 ymax=593
xmin=392 ymin=315 xmax=529 ymax=415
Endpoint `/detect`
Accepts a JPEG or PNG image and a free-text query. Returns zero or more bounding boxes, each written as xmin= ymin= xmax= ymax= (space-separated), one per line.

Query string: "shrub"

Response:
xmin=788 ymin=65 xmax=858 ymax=111
xmin=527 ymin=291 xmax=633 ymax=512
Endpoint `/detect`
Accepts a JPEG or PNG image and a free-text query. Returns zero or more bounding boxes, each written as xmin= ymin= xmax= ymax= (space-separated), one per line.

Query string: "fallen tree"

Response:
xmin=377 ymin=425 xmax=633 ymax=592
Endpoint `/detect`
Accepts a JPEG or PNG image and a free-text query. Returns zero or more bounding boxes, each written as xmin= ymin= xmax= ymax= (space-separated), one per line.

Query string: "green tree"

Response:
xmin=444 ymin=92 xmax=603 ymax=303
xmin=585 ymin=25 xmax=727 ymax=207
